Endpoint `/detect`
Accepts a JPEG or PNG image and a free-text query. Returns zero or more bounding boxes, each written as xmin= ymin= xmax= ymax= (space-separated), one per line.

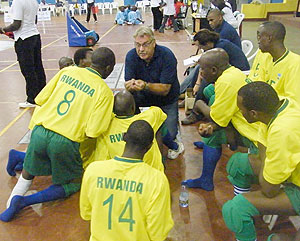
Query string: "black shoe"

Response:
xmin=181 ymin=112 xmax=203 ymax=125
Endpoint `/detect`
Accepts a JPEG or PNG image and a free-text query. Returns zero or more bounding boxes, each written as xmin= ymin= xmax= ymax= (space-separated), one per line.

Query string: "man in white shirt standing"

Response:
xmin=158 ymin=0 xmax=179 ymax=33
xmin=150 ymin=0 xmax=163 ymax=31
xmin=86 ymin=0 xmax=98 ymax=23
xmin=0 ymin=0 xmax=46 ymax=108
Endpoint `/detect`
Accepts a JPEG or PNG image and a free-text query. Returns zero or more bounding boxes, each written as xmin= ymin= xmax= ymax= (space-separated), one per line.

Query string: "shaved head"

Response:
xmin=113 ymin=90 xmax=136 ymax=116
xmin=59 ymin=57 xmax=74 ymax=70
xmin=260 ymin=21 xmax=286 ymax=41
xmin=207 ymin=8 xmax=223 ymax=17
xmin=91 ymin=47 xmax=116 ymax=79
xmin=124 ymin=120 xmax=154 ymax=153
xmin=200 ymin=48 xmax=229 ymax=69
xmin=207 ymin=9 xmax=223 ymax=29
xmin=198 ymin=48 xmax=229 ymax=83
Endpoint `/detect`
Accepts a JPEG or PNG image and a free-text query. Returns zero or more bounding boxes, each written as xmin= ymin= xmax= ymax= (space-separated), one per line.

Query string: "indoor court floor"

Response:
xmin=0 ymin=11 xmax=299 ymax=241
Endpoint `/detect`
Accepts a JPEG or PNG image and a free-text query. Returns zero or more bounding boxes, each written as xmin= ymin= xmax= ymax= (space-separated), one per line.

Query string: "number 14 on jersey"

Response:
xmin=103 ymin=194 xmax=136 ymax=232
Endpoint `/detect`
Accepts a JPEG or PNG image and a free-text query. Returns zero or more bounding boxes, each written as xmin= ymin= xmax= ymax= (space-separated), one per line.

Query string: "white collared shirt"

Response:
xmin=151 ymin=0 xmax=161 ymax=7
xmin=162 ymin=0 xmax=175 ymax=15
xmin=11 ymin=0 xmax=39 ymax=41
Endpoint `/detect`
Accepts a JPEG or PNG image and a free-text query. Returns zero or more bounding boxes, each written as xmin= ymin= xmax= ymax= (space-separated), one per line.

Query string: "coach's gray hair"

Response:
xmin=133 ymin=26 xmax=155 ymax=41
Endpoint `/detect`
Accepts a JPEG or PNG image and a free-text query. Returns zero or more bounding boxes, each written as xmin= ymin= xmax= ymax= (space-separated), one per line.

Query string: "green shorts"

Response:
xmin=24 ymin=125 xmax=83 ymax=186
xmin=202 ymin=128 xmax=258 ymax=154
xmin=284 ymin=183 xmax=300 ymax=215
xmin=203 ymin=84 xmax=215 ymax=107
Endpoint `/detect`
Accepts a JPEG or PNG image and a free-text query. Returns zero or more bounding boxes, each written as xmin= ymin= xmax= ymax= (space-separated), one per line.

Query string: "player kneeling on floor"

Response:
xmin=0 ymin=47 xmax=116 ymax=222
xmin=80 ymin=120 xmax=174 ymax=241
xmin=222 ymin=82 xmax=300 ymax=241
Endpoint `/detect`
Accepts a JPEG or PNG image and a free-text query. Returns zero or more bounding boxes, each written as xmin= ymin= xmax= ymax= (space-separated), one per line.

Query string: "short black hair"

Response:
xmin=125 ymin=120 xmax=154 ymax=151
xmin=73 ymin=48 xmax=93 ymax=65
xmin=261 ymin=21 xmax=286 ymax=41
xmin=194 ymin=29 xmax=220 ymax=46
xmin=91 ymin=47 xmax=115 ymax=69
xmin=238 ymin=81 xmax=279 ymax=114
xmin=113 ymin=91 xmax=135 ymax=116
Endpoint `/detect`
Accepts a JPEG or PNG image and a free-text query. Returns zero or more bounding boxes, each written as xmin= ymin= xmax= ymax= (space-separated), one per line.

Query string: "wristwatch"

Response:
xmin=144 ymin=82 xmax=150 ymax=91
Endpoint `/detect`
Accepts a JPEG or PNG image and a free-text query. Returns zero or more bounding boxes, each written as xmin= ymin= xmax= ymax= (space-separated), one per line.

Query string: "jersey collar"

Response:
xmin=114 ymin=156 xmax=143 ymax=163
xmin=115 ymin=115 xmax=134 ymax=119
xmin=274 ymin=49 xmax=289 ymax=66
xmin=267 ymin=98 xmax=289 ymax=129
xmin=86 ymin=67 xmax=102 ymax=78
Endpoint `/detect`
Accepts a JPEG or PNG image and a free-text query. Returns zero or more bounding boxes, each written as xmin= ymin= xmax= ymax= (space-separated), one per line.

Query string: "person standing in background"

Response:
xmin=159 ymin=0 xmax=179 ymax=33
xmin=150 ymin=0 xmax=163 ymax=31
xmin=0 ymin=0 xmax=46 ymax=108
xmin=86 ymin=0 xmax=98 ymax=23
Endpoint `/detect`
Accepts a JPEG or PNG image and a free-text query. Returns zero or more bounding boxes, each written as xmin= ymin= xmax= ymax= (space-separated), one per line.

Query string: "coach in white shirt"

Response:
xmin=0 ymin=0 xmax=46 ymax=108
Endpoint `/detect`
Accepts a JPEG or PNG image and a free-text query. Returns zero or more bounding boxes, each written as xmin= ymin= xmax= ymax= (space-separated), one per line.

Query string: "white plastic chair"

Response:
xmin=81 ymin=3 xmax=87 ymax=15
xmin=236 ymin=13 xmax=245 ymax=35
xmin=233 ymin=10 xmax=240 ymax=17
xmin=104 ymin=2 xmax=112 ymax=14
xmin=247 ymin=48 xmax=259 ymax=62
xmin=69 ymin=4 xmax=75 ymax=16
xmin=136 ymin=1 xmax=145 ymax=12
xmin=97 ymin=3 xmax=105 ymax=15
xmin=111 ymin=2 xmax=118 ymax=13
xmin=241 ymin=40 xmax=253 ymax=57
xmin=142 ymin=0 xmax=151 ymax=11
xmin=49 ymin=4 xmax=56 ymax=16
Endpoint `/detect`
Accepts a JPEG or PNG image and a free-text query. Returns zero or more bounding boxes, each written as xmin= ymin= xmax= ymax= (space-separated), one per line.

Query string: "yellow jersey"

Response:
xmin=248 ymin=50 xmax=272 ymax=82
xmin=80 ymin=156 xmax=174 ymax=241
xmin=258 ymin=98 xmax=300 ymax=187
xmin=31 ymin=66 xmax=114 ymax=142
xmin=264 ymin=50 xmax=300 ymax=104
xmin=85 ymin=106 xmax=166 ymax=171
xmin=210 ymin=66 xmax=259 ymax=143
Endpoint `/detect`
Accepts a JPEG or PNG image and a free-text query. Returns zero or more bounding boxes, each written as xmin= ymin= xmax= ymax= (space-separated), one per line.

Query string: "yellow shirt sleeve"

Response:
xmin=35 ymin=70 xmax=62 ymax=106
xmin=139 ymin=107 xmax=167 ymax=132
xmin=145 ymin=174 xmax=174 ymax=241
xmin=210 ymin=81 xmax=238 ymax=127
xmin=86 ymin=91 xmax=114 ymax=138
xmin=282 ymin=64 xmax=300 ymax=104
xmin=80 ymin=170 xmax=92 ymax=221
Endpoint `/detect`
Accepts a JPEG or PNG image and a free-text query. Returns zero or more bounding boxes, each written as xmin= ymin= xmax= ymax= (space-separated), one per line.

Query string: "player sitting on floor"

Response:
xmin=84 ymin=90 xmax=167 ymax=171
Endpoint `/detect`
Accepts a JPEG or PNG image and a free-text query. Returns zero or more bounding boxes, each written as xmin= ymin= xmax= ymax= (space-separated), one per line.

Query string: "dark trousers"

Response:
xmin=86 ymin=3 xmax=97 ymax=22
xmin=15 ymin=34 xmax=46 ymax=104
xmin=159 ymin=15 xmax=179 ymax=31
xmin=151 ymin=7 xmax=163 ymax=30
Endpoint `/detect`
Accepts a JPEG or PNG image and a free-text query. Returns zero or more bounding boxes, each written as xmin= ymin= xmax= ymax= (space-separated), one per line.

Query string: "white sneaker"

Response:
xmin=18 ymin=101 xmax=36 ymax=108
xmin=167 ymin=140 xmax=184 ymax=159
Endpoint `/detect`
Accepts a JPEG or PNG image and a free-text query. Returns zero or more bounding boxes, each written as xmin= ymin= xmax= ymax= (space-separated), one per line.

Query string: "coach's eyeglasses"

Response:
xmin=134 ymin=40 xmax=154 ymax=49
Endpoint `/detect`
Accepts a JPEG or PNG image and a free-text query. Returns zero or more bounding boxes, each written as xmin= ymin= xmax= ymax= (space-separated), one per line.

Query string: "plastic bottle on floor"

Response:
xmin=179 ymin=185 xmax=189 ymax=207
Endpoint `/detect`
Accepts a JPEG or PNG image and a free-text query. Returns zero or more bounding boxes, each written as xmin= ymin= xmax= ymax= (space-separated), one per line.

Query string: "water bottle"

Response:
xmin=179 ymin=185 xmax=189 ymax=207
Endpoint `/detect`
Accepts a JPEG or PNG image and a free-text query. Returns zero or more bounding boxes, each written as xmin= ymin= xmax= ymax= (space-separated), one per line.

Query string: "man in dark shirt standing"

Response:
xmin=125 ymin=26 xmax=183 ymax=158
xmin=207 ymin=9 xmax=241 ymax=49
